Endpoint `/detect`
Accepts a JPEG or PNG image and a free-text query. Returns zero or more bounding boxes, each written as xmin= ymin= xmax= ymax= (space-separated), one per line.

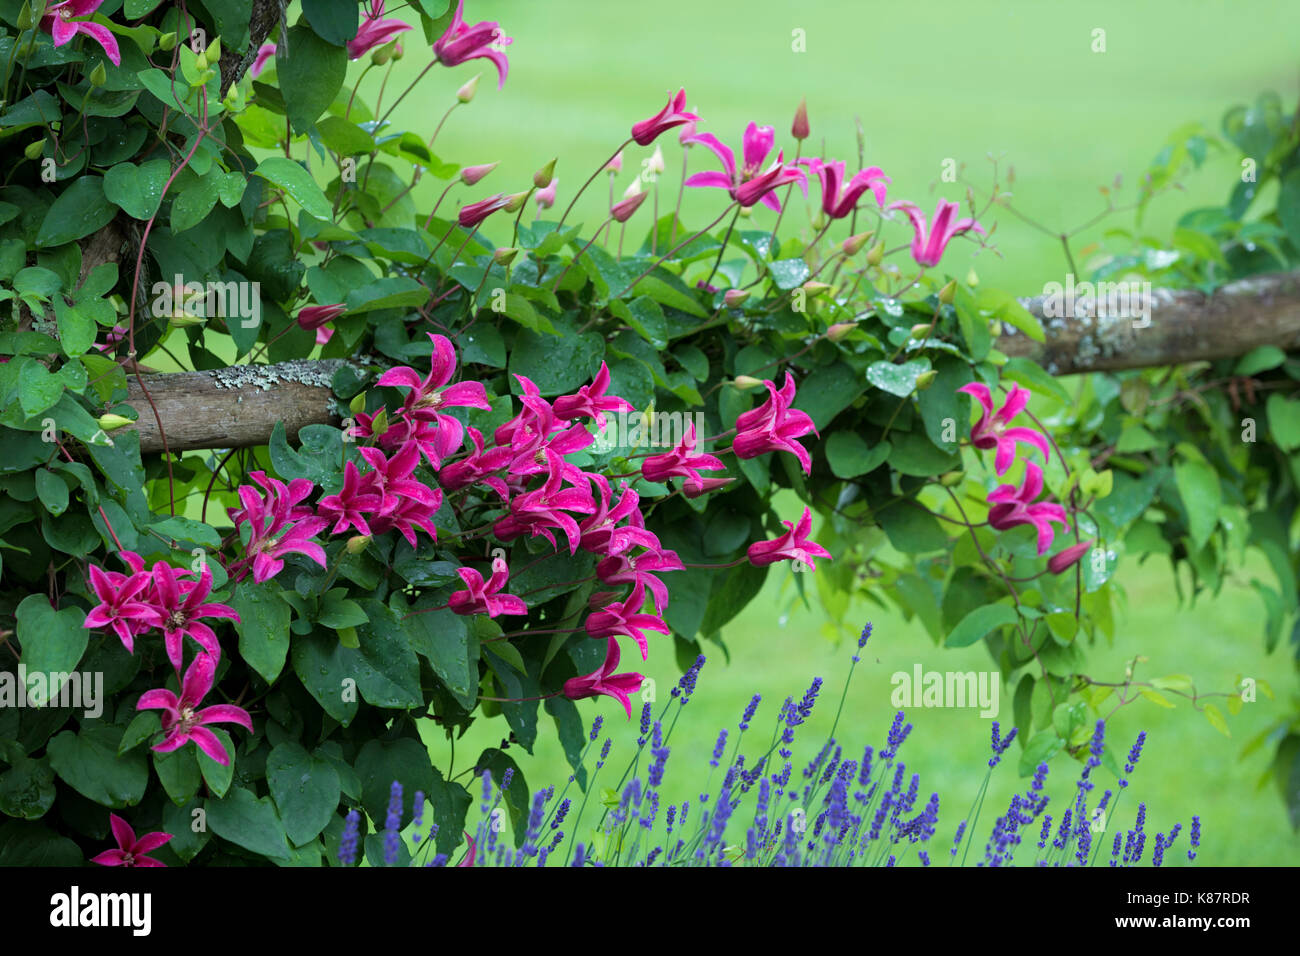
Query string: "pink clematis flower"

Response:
xmin=584 ymin=580 xmax=669 ymax=661
xmin=458 ymin=193 xmax=512 ymax=228
xmin=91 ymin=814 xmax=172 ymax=867
xmin=595 ymin=547 xmax=683 ymax=613
xmin=956 ymin=382 xmax=1051 ymax=475
xmin=437 ymin=426 xmax=512 ymax=496
xmin=448 ymin=557 xmax=528 ymax=617
xmin=136 ymin=653 xmax=253 ymax=767
xmin=610 ymin=190 xmax=647 ymax=223
xmin=888 ymin=199 xmax=985 ymax=268
xmin=552 ymin=362 xmax=634 ymax=428
xmin=249 ymin=42 xmax=276 ymax=78
xmin=151 ymin=560 xmax=239 ymax=674
xmin=347 ymin=0 xmax=412 ymax=60
xmin=747 ymin=507 xmax=832 ymax=570
xmin=577 ymin=475 xmax=658 ymax=556
xmin=732 ymin=372 xmax=818 ymax=474
xmin=498 ymin=459 xmax=596 ymax=554
xmin=377 ymin=333 xmax=491 ymax=417
xmin=631 ymin=89 xmax=699 ymax=146
xmin=355 ymin=443 xmax=443 ymax=547
xmin=229 ymin=472 xmax=329 ymax=583
xmin=297 ymin=303 xmax=346 ymax=331
xmin=41 ymin=0 xmax=120 ymax=65
xmin=317 ymin=461 xmax=384 ymax=536
xmin=433 ymin=0 xmax=512 ymax=88
xmin=563 ymin=636 xmax=646 ymax=718
xmin=640 ymin=423 xmax=726 ymax=485
xmin=684 ymin=122 xmax=807 ymax=211
xmin=799 ymin=157 xmax=891 ymax=218
xmin=83 ymin=559 xmax=160 ymax=654
xmin=986 ymin=461 xmax=1070 ymax=555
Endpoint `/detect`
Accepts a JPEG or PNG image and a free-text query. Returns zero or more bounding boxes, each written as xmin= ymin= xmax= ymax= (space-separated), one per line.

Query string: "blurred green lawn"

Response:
xmin=364 ymin=2 xmax=1300 ymax=863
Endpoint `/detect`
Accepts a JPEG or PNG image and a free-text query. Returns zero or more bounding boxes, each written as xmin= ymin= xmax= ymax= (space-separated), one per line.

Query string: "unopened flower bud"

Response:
xmin=938 ymin=279 xmax=957 ymax=304
xmin=205 ymin=37 xmax=222 ymax=64
xmin=825 ymin=322 xmax=854 ymax=342
xmin=460 ymin=162 xmax=498 ymax=186
xmin=16 ymin=1 xmax=35 ymax=29
xmin=89 ymin=62 xmax=107 ymax=87
xmin=346 ymin=535 xmax=372 ymax=554
xmin=909 ymin=323 xmax=932 ymax=339
xmin=493 ymin=246 xmax=518 ymax=265
xmin=606 ymin=150 xmax=624 ymax=174
xmin=503 ymin=190 xmax=530 ymax=213
xmin=1048 ymin=540 xmax=1093 ymax=574
xmin=533 ymin=158 xmax=556 ymax=189
xmin=801 ymin=280 xmax=831 ymax=298
xmin=159 ymin=31 xmax=178 ymax=52
xmin=792 ymin=98 xmax=810 ymax=141
xmin=866 ymin=241 xmax=885 ymax=266
xmin=24 ymin=138 xmax=45 ymax=160
xmin=914 ymin=370 xmax=938 ymax=390
xmin=647 ymin=145 xmax=665 ymax=176
xmin=732 ymin=375 xmax=763 ymax=390
xmin=391 ymin=42 xmax=404 ymax=60
xmin=966 ymin=267 xmax=979 ymax=288
xmin=457 ymin=73 xmax=481 ymax=103
xmin=96 ymin=413 xmax=133 ymax=431
xmin=348 ymin=391 xmax=367 ymax=415
xmin=195 ymin=50 xmax=208 ymax=72
xmin=610 ymin=189 xmax=647 ymax=222
xmin=372 ymin=39 xmax=396 ymax=65
xmin=723 ymin=289 xmax=749 ymax=308
xmin=841 ymin=231 xmax=872 ymax=256
xmin=939 ymin=470 xmax=964 ymax=487
xmin=622 ymin=179 xmax=642 ymax=200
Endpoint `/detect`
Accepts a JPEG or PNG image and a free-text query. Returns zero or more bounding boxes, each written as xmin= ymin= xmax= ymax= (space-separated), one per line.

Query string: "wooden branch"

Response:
xmin=123 ymin=271 xmax=1300 ymax=454
xmin=999 ymin=270 xmax=1300 ymax=374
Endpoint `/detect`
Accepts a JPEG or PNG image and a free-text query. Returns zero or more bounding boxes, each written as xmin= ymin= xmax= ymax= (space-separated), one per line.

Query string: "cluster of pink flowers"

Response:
xmin=82 ymin=551 xmax=252 ymax=773
xmin=958 ymin=382 xmax=1088 ymax=567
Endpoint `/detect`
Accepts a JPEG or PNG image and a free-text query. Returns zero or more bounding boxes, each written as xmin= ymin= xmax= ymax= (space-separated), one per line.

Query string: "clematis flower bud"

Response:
xmin=460 ymin=162 xmax=498 ymax=185
xmin=792 ymin=98 xmax=810 ymax=140
xmin=456 ymin=73 xmax=481 ymax=103
xmin=24 ymin=139 xmax=45 ymax=160
xmin=346 ymin=535 xmax=372 ymax=554
xmin=610 ymin=190 xmax=647 ymax=223
xmin=841 ymin=231 xmax=872 ymax=256
xmin=732 ymin=375 xmax=763 ymax=390
xmin=723 ymin=288 xmax=750 ymax=308
xmin=606 ymin=151 xmax=624 ymax=174
xmin=89 ymin=62 xmax=107 ymax=87
xmin=939 ymin=279 xmax=957 ymax=304
xmin=493 ymin=247 xmax=518 ymax=265
xmin=801 ymin=280 xmax=831 ymax=298
xmin=648 ymin=145 xmax=666 ymax=176
xmin=503 ymin=190 xmax=530 ymax=213
xmin=1048 ymin=540 xmax=1092 ymax=574
xmin=866 ymin=241 xmax=885 ymax=266
xmin=914 ymin=370 xmax=938 ymax=390
xmin=96 ymin=413 xmax=133 ymax=431
xmin=534 ymin=158 xmax=557 ymax=190
xmin=825 ymin=322 xmax=854 ymax=342
xmin=159 ymin=31 xmax=178 ymax=51
xmin=372 ymin=39 xmax=397 ymax=65
xmin=534 ymin=177 xmax=558 ymax=210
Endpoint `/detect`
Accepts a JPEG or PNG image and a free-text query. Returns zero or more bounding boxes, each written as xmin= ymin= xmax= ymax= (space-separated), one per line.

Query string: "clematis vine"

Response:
xmin=684 ymin=122 xmax=807 ymax=210
xmin=136 ymin=654 xmax=253 ymax=767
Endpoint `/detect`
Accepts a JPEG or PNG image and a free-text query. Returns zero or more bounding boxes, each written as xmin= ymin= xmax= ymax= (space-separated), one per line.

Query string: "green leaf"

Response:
xmin=473 ymin=748 xmax=530 ymax=847
xmin=1267 ymin=394 xmax=1300 ymax=452
xmin=1018 ymin=730 xmax=1065 ymax=776
xmin=0 ymin=755 xmax=56 ymax=820
xmin=47 ymin=724 xmax=148 ymax=808
xmin=34 ymin=468 xmax=69 ymax=517
xmin=1172 ymin=459 xmax=1220 ymax=552
xmin=206 ymin=787 xmax=292 ymax=861
xmin=1278 ymin=168 xmax=1300 ymax=252
xmin=875 ymin=500 xmax=948 ymax=553
xmin=1001 ymin=356 xmax=1071 ymax=404
xmin=509 ymin=316 xmax=604 ymax=396
xmin=353 ymin=602 xmax=423 ymax=708
xmin=230 ymin=580 xmax=292 ymax=683
xmin=355 ymin=737 xmax=436 ymax=833
xmin=945 ymin=602 xmax=1018 ymax=648
xmin=171 ymin=171 xmax=220 ymax=233
xmin=53 ymin=300 xmax=96 ymax=358
xmin=867 ymin=359 xmax=930 ymax=397
xmin=979 ymin=287 xmax=1045 ymax=342
xmin=197 ymin=727 xmax=236 ymax=798
xmin=267 ymin=742 xmax=341 ymax=846
xmin=768 ymin=258 xmax=811 ymax=290
xmin=36 ymin=176 xmax=114 ymax=248
xmin=269 ymin=421 xmax=343 ymax=486
xmin=291 ymin=631 xmax=359 ymax=725
xmin=254 ymin=156 xmax=334 ymax=221
xmin=278 ymin=25 xmax=348 ymax=134
xmin=103 ymin=160 xmax=170 ymax=220
xmin=15 ymin=594 xmax=87 ymax=704
xmin=301 ymin=0 xmax=361 ymax=45
xmin=402 ymin=607 xmax=478 ymax=710
xmin=153 ymin=747 xmax=202 ymax=806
